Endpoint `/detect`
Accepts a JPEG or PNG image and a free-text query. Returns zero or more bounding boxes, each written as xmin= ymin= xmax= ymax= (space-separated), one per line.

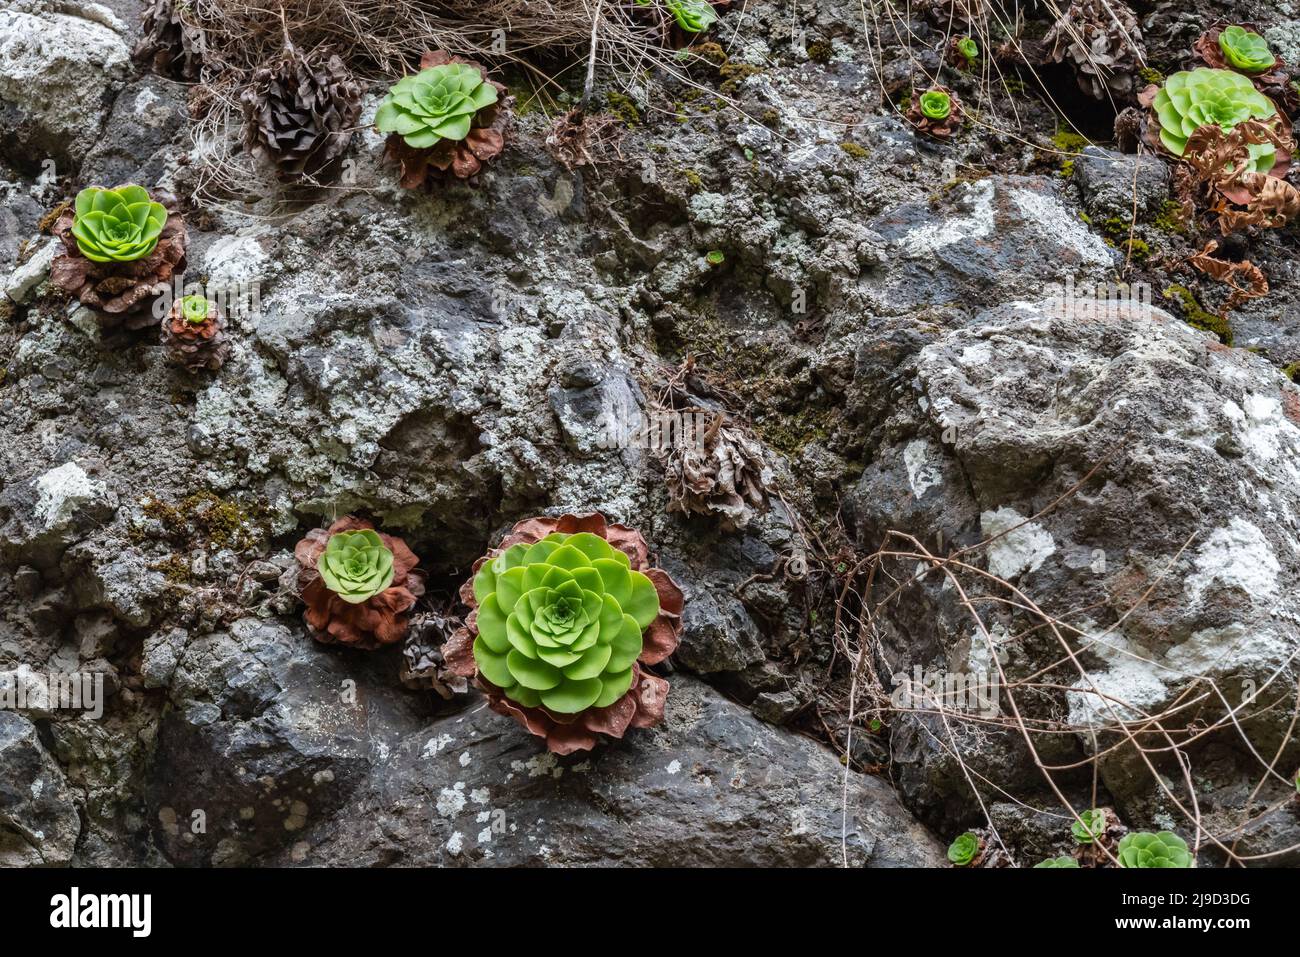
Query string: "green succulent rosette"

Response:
xmin=920 ymin=89 xmax=952 ymax=120
xmin=947 ymin=831 xmax=981 ymax=866
xmin=1218 ymin=25 xmax=1275 ymax=75
xmin=179 ymin=295 xmax=213 ymax=325
xmin=1116 ymin=831 xmax=1195 ymax=868
xmin=956 ymin=36 xmax=978 ymax=63
xmin=374 ymin=62 xmax=499 ymax=150
xmin=317 ymin=528 xmax=396 ymax=603
xmin=70 ymin=186 xmax=169 ymax=263
xmin=1149 ymin=69 xmax=1280 ymax=172
xmin=1034 ymin=856 xmax=1080 ymax=868
xmin=1071 ymin=808 xmax=1106 ymax=844
xmin=471 ymin=530 xmax=662 ymax=714
xmin=666 ymin=0 xmax=719 ymax=33
xmin=445 ymin=514 xmax=683 ymax=754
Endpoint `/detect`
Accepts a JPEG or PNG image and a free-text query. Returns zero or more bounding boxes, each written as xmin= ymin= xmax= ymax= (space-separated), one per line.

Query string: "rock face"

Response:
xmin=0 ymin=1 xmax=131 ymax=172
xmin=0 ymin=711 xmax=81 ymax=866
xmin=142 ymin=618 xmax=940 ymax=867
xmin=849 ymin=297 xmax=1300 ymax=857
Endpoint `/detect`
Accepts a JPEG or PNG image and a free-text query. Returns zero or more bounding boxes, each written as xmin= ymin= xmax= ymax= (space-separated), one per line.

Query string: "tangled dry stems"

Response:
xmin=810 ymin=455 xmax=1300 ymax=868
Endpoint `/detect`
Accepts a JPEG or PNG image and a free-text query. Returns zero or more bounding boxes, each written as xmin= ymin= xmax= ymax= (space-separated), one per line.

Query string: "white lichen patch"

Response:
xmin=1185 ymin=517 xmax=1280 ymax=604
xmin=35 ymin=461 xmax=104 ymax=529
xmin=899 ymin=179 xmax=995 ymax=257
xmin=903 ymin=438 xmax=944 ymax=499
xmin=980 ymin=507 xmax=1056 ymax=579
xmin=446 ymin=831 xmax=464 ymax=856
xmin=666 ymin=760 xmax=681 ymax=775
xmin=436 ymin=783 xmax=467 ymax=819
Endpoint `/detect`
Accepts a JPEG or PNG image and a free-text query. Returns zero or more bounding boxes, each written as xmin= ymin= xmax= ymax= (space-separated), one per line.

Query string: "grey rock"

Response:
xmin=0 ymin=710 xmax=81 ymax=866
xmin=80 ymin=75 xmax=189 ymax=187
xmin=0 ymin=460 xmax=116 ymax=569
xmin=3 ymin=236 xmax=58 ymax=304
xmin=0 ymin=1 xmax=130 ymax=172
xmin=849 ymin=295 xmax=1300 ymax=839
xmin=1072 ymin=146 xmax=1170 ymax=220
xmin=283 ymin=675 xmax=944 ymax=867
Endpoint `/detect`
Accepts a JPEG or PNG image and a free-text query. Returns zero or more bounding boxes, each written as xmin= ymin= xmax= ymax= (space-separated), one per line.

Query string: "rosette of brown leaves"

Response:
xmin=665 ymin=412 xmax=771 ymax=531
xmin=160 ymin=298 xmax=230 ymax=372
xmin=49 ymin=192 xmax=188 ymax=328
xmin=384 ymin=50 xmax=509 ymax=188
xmin=294 ymin=516 xmax=426 ymax=650
xmin=1041 ymin=0 xmax=1145 ymax=100
xmin=443 ymin=513 xmax=683 ymax=755
xmin=241 ymin=48 xmax=362 ymax=182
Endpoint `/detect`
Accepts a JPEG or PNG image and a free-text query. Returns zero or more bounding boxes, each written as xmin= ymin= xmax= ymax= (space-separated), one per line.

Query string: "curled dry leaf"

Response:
xmin=665 ymin=411 xmax=772 ymax=531
xmin=1177 ymin=120 xmax=1300 ymax=233
xmin=49 ymin=191 xmax=188 ymax=327
xmin=1187 ymin=240 xmax=1268 ymax=316
xmin=1041 ymin=0 xmax=1145 ymax=100
xmin=133 ymin=0 xmax=204 ymax=82
xmin=545 ymin=108 xmax=622 ymax=169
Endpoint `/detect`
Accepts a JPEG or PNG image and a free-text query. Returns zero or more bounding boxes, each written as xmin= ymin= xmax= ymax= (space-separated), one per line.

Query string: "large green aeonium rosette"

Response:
xmin=374 ymin=62 xmax=498 ymax=150
xmin=444 ymin=514 xmax=683 ymax=754
xmin=1147 ymin=69 xmax=1283 ymax=173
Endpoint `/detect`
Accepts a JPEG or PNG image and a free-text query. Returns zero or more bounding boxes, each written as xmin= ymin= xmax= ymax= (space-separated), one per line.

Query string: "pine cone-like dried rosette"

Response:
xmin=376 ymin=50 xmax=509 ymax=187
xmin=161 ymin=295 xmax=230 ymax=371
xmin=240 ymin=48 xmax=362 ymax=182
xmin=133 ymin=0 xmax=204 ymax=81
xmin=443 ymin=514 xmax=683 ymax=755
xmin=49 ymin=185 xmax=188 ymax=328
xmin=294 ymin=517 xmax=426 ymax=650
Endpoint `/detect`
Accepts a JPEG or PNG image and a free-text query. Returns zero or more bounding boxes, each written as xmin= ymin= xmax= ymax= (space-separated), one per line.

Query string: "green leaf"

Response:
xmin=594 ymin=667 xmax=634 ymax=708
xmin=562 ymin=642 xmax=612 ymax=680
xmin=624 ymin=570 xmax=660 ymax=630
xmin=476 ymin=593 xmax=512 ymax=653
xmin=606 ymin=613 xmax=644 ymax=672
xmin=474 ymin=639 xmax=515 ymax=688
xmin=507 ymin=650 xmax=563 ymax=690
xmin=540 ymin=677 xmax=602 ymax=713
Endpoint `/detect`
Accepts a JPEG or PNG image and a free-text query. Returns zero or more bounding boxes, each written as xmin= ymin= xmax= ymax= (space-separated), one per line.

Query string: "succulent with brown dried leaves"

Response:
xmin=1041 ymin=0 xmax=1145 ymax=100
xmin=161 ymin=295 xmax=230 ymax=371
xmin=49 ymin=188 xmax=188 ymax=327
xmin=1193 ymin=22 xmax=1297 ymax=115
xmin=241 ymin=49 xmax=362 ymax=182
xmin=443 ymin=513 xmax=683 ymax=755
xmin=377 ymin=50 xmax=509 ymax=188
xmin=401 ymin=611 xmax=470 ymax=700
xmin=133 ymin=0 xmax=205 ymax=81
xmin=294 ymin=517 xmax=425 ymax=650
xmin=666 ymin=412 xmax=771 ymax=531
xmin=906 ymin=86 xmax=963 ymax=139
